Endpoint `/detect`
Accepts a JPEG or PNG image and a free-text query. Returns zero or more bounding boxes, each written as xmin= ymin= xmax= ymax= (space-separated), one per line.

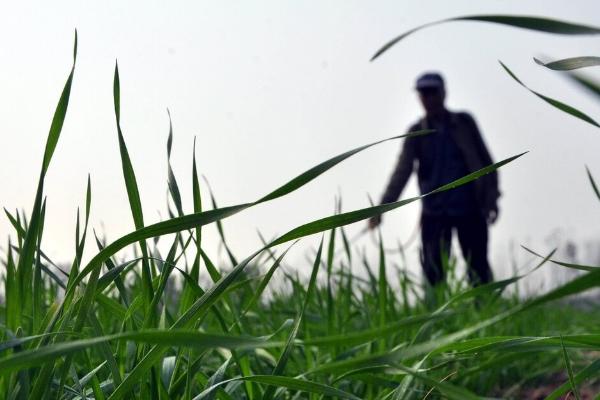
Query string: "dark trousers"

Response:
xmin=420 ymin=213 xmax=493 ymax=286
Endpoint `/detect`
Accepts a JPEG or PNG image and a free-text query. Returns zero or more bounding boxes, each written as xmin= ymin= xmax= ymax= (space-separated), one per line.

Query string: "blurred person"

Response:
xmin=368 ymin=72 xmax=499 ymax=287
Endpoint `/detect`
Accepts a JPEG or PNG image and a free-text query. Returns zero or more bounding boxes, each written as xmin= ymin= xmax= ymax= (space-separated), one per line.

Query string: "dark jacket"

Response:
xmin=381 ymin=110 xmax=500 ymax=216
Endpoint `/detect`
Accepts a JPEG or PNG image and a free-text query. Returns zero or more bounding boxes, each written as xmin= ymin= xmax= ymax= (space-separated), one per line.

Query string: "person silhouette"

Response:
xmin=369 ymin=72 xmax=499 ymax=287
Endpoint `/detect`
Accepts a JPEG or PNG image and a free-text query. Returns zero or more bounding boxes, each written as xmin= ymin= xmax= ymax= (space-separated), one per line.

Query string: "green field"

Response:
xmin=2 ymin=16 xmax=600 ymax=400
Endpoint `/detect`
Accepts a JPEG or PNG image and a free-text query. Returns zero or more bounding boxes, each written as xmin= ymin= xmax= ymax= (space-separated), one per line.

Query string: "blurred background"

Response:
xmin=1 ymin=1 xmax=600 ymax=292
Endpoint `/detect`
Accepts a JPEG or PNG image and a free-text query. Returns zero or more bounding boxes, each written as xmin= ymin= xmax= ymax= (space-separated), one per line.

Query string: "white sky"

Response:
xmin=2 ymin=1 xmax=600 ymax=290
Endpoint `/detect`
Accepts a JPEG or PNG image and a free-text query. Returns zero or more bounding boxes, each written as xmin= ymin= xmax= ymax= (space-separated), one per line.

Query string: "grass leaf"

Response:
xmin=585 ymin=165 xmax=600 ymax=202
xmin=197 ymin=375 xmax=361 ymax=400
xmin=535 ymin=56 xmax=600 ymax=70
xmin=372 ymin=15 xmax=600 ymax=61
xmin=560 ymin=335 xmax=582 ymax=400
xmin=500 ymin=61 xmax=600 ymax=128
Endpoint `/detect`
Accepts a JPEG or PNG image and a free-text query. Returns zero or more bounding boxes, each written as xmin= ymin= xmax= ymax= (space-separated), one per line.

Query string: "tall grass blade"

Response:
xmin=204 ymin=179 xmax=238 ymax=267
xmin=200 ymin=357 xmax=231 ymax=400
xmin=545 ymin=359 xmax=600 ymax=400
xmin=567 ymin=72 xmax=600 ymax=99
xmin=112 ymin=61 xmax=154 ymax=311
xmin=302 ymin=313 xmax=451 ymax=347
xmin=16 ymin=31 xmax=77 ymax=338
xmin=521 ymin=245 xmax=597 ymax=272
xmin=5 ymin=241 xmax=18 ymax=333
xmin=500 ymin=61 xmax=600 ymax=128
xmin=14 ymin=32 xmax=78 ymax=399
xmin=393 ymin=365 xmax=481 ymax=400
xmin=262 ymin=237 xmax=323 ymax=400
xmin=585 ymin=165 xmax=600 ymax=202
xmin=535 ymin=56 xmax=600 ymax=70
xmin=0 ymin=330 xmax=282 ymax=375
xmin=32 ymin=199 xmax=46 ymax=334
xmin=94 ymin=233 xmax=131 ymax=306
xmin=198 ymin=375 xmax=361 ymax=400
xmin=237 ymin=243 xmax=296 ymax=322
xmin=180 ymin=137 xmax=204 ymax=312
xmin=270 ymin=152 xmax=525 ymax=247
xmin=377 ymin=228 xmax=387 ymax=351
xmin=560 ymin=336 xmax=582 ymax=400
xmin=41 ymin=30 xmax=77 ymax=174
xmin=166 ymin=109 xmax=184 ymax=217
xmin=371 ymin=15 xmax=600 ymax=61
xmin=257 ymin=131 xmax=429 ymax=203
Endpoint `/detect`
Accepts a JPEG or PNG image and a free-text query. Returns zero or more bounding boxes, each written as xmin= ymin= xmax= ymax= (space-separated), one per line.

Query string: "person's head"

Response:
xmin=415 ymin=72 xmax=446 ymax=117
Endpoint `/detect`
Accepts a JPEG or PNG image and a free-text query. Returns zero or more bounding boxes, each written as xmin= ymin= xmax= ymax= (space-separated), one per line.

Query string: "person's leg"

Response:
xmin=420 ymin=214 xmax=452 ymax=286
xmin=456 ymin=214 xmax=493 ymax=285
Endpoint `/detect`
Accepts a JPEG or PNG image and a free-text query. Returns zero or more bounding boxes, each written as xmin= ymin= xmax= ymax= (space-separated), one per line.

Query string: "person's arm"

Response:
xmin=369 ymin=136 xmax=417 ymax=229
xmin=381 ymin=138 xmax=417 ymax=203
xmin=464 ymin=113 xmax=501 ymax=222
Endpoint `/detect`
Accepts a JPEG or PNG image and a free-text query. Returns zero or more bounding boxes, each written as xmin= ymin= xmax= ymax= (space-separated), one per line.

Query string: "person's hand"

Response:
xmin=487 ymin=206 xmax=499 ymax=225
xmin=368 ymin=214 xmax=381 ymax=230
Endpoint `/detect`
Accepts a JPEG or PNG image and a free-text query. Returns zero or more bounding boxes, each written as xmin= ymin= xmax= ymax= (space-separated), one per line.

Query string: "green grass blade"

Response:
xmin=524 ymin=268 xmax=600 ymax=310
xmin=4 ymin=208 xmax=26 ymax=240
xmin=201 ymin=357 xmax=231 ymax=400
xmin=434 ymin=248 xmax=556 ymax=313
xmin=180 ymin=137 xmax=204 ymax=315
xmin=85 ymin=174 xmax=91 ymax=222
xmin=42 ymin=30 xmax=77 ymax=174
xmin=144 ymin=236 xmax=180 ymax=328
xmin=0 ymin=330 xmax=281 ymax=375
xmin=112 ymin=61 xmax=154 ymax=311
xmin=78 ymin=361 xmax=107 ymax=390
xmin=435 ymin=335 xmax=600 ymax=354
xmin=561 ymin=335 xmax=582 ymax=400
xmin=535 ymin=56 xmax=600 ymax=70
xmin=326 ymin=225 xmax=336 ymax=338
xmin=567 ymin=72 xmax=600 ymax=99
xmin=203 ymin=179 xmax=238 ymax=267
xmin=377 ymin=228 xmax=387 ymax=351
xmin=262 ymin=237 xmax=323 ymax=400
xmin=500 ymin=61 xmax=600 ymax=128
xmin=389 ymin=355 xmax=429 ymax=400
xmin=192 ymin=137 xmax=202 ymax=218
xmin=5 ymin=212 xmax=69 ymax=285
xmin=15 ymin=31 xmax=78 ymax=337
xmin=522 ymin=245 xmax=597 ymax=272
xmin=371 ymin=15 xmax=600 ymax=61
xmin=340 ymin=226 xmax=352 ymax=264
xmin=237 ymin=243 xmax=296 ymax=322
xmin=191 ymin=136 xmax=202 ymax=275
xmin=94 ymin=233 xmax=131 ymax=306
xmin=32 ymin=199 xmax=47 ymax=334
xmin=302 ymin=313 xmax=451 ymax=347
xmin=545 ymin=359 xmax=600 ymax=400
xmin=257 ymin=131 xmax=429 ymax=203
xmin=88 ymin=315 xmax=122 ymax=388
xmin=199 ymin=248 xmax=222 ymax=283
xmin=586 ymin=165 xmax=600 ymax=202
xmin=197 ymin=375 xmax=361 ymax=400
xmin=5 ymin=241 xmax=19 ymax=332
xmin=166 ymin=109 xmax=184 ymax=217
xmin=392 ymin=365 xmax=482 ymax=400
xmin=270 ymin=152 xmax=525 ymax=247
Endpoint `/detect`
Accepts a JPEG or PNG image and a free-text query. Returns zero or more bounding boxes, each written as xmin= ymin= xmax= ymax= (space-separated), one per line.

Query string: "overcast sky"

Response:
xmin=2 ymin=1 xmax=600 ymax=290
